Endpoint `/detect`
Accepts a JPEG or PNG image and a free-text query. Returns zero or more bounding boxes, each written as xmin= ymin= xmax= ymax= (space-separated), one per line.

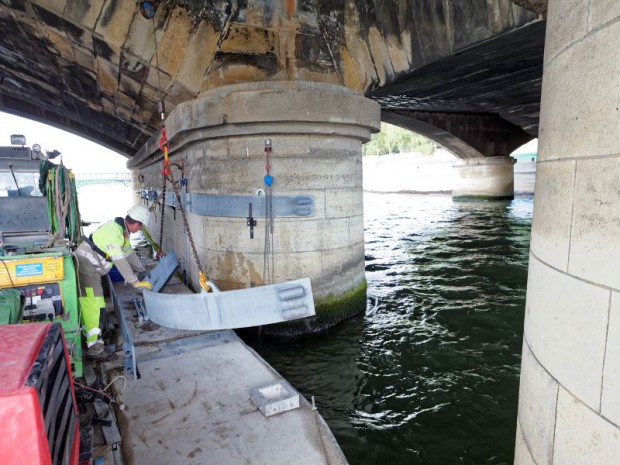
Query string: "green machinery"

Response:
xmin=0 ymin=246 xmax=83 ymax=378
xmin=0 ymin=137 xmax=83 ymax=378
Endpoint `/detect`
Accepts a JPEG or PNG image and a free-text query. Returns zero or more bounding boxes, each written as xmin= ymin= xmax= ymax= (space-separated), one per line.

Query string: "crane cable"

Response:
xmin=150 ymin=15 xmax=210 ymax=292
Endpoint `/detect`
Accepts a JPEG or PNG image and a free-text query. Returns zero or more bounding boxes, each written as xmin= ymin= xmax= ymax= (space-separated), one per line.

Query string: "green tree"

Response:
xmin=363 ymin=123 xmax=438 ymax=156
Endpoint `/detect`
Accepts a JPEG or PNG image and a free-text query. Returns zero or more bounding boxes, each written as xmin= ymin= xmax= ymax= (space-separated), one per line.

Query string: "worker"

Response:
xmin=76 ymin=205 xmax=153 ymax=362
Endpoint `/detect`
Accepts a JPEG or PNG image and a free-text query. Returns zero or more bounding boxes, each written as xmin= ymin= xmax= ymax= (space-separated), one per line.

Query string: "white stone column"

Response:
xmin=452 ymin=156 xmax=515 ymax=199
xmin=515 ymin=2 xmax=620 ymax=464
xmin=131 ymin=81 xmax=380 ymax=334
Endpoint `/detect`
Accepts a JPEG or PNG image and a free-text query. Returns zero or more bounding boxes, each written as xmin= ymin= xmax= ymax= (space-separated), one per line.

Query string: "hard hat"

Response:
xmin=127 ymin=205 xmax=150 ymax=225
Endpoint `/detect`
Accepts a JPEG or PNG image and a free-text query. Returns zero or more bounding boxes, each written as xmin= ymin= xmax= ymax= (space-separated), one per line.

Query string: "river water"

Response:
xmin=247 ymin=192 xmax=533 ymax=465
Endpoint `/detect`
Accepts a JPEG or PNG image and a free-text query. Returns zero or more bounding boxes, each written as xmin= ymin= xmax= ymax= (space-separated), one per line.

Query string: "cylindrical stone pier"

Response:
xmin=130 ymin=81 xmax=380 ymax=335
xmin=515 ymin=2 xmax=620 ymax=464
xmin=452 ymin=156 xmax=516 ymax=199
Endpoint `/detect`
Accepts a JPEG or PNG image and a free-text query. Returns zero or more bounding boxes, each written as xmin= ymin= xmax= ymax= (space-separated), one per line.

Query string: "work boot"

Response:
xmin=86 ymin=341 xmax=118 ymax=363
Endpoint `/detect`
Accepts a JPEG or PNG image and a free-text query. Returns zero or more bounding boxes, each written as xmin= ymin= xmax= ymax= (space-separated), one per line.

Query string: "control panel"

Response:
xmin=16 ymin=282 xmax=63 ymax=321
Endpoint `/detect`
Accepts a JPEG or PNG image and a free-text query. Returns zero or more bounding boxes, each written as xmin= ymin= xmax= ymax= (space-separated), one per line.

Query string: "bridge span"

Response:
xmin=1 ymin=1 xmax=619 ymax=463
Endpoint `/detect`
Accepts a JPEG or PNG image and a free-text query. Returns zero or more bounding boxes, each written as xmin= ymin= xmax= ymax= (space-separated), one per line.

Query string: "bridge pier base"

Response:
xmin=131 ymin=81 xmax=380 ymax=335
xmin=452 ymin=156 xmax=515 ymax=200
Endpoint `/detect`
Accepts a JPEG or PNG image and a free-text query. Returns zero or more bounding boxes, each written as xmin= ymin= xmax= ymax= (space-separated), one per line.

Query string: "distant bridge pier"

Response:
xmin=130 ymin=81 xmax=380 ymax=335
xmin=452 ymin=156 xmax=516 ymax=200
xmin=381 ymin=110 xmax=532 ymax=200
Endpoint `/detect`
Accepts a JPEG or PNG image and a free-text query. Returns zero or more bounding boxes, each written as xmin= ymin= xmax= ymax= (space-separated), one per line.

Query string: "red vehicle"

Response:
xmin=0 ymin=323 xmax=79 ymax=465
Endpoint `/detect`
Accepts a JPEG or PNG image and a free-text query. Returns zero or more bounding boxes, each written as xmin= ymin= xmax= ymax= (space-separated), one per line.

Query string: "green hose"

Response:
xmin=40 ymin=161 xmax=83 ymax=244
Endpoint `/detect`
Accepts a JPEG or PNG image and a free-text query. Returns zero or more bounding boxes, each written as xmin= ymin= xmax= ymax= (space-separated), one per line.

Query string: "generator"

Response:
xmin=0 ymin=323 xmax=80 ymax=465
xmin=0 ymin=246 xmax=83 ymax=378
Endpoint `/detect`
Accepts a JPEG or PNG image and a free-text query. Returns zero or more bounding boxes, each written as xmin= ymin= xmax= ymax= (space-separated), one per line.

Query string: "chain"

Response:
xmin=167 ymin=169 xmax=210 ymax=291
xmin=158 ymin=175 xmax=166 ymax=251
xmin=262 ymin=139 xmax=274 ymax=284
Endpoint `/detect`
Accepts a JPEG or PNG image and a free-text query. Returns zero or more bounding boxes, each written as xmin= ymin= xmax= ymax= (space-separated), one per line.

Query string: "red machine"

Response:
xmin=0 ymin=323 xmax=79 ymax=465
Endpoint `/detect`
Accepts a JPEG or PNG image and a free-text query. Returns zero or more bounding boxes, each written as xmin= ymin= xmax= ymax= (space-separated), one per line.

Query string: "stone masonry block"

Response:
xmin=226 ymin=135 xmax=310 ymax=159
xmin=588 ymin=0 xmax=620 ymax=32
xmin=271 ymin=157 xmax=361 ymax=190
xmin=65 ymin=0 xmax=105 ymax=30
xmin=325 ymin=189 xmax=363 ymax=219
xmin=94 ymin=0 xmax=135 ymax=55
xmin=155 ymin=6 xmax=192 ymax=79
xmin=543 ymin=0 xmax=588 ymax=63
xmin=602 ymin=291 xmax=620 ymax=427
xmin=524 ymin=255 xmax=610 ymax=411
xmin=569 ymin=157 xmax=620 ymax=289
xmin=176 ymin=20 xmax=219 ymax=94
xmin=529 ymin=160 xmax=574 ymax=271
xmin=553 ymin=387 xmax=620 ymax=464
xmin=35 ymin=0 xmax=65 ymax=17
xmin=539 ymin=21 xmax=620 ymax=161
xmin=514 ymin=422 xmax=537 ymax=465
xmin=265 ymin=250 xmax=325 ymax=286
xmin=516 ymin=342 xmax=559 ymax=465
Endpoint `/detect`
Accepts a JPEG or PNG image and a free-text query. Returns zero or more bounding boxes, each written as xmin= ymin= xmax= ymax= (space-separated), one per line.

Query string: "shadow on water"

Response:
xmin=244 ymin=193 xmax=533 ymax=465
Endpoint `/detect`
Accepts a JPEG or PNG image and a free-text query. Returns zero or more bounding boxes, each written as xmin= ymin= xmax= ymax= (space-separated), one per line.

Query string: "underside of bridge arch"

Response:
xmin=382 ymin=110 xmax=534 ymax=160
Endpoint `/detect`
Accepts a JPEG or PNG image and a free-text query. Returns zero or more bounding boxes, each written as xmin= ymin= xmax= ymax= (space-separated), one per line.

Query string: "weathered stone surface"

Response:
xmin=553 ymin=387 xmax=620 ymax=464
xmin=602 ymin=292 xmax=620 ymax=427
xmin=514 ymin=422 xmax=537 ymax=465
xmin=529 ymin=160 xmax=574 ymax=271
xmin=136 ymin=82 xmax=377 ymax=323
xmin=569 ymin=157 xmax=620 ymax=289
xmin=0 ymin=1 xmax=541 ymax=158
xmin=524 ymin=255 xmax=609 ymax=411
xmin=516 ymin=341 xmax=558 ymax=465
xmin=538 ymin=21 xmax=620 ymax=161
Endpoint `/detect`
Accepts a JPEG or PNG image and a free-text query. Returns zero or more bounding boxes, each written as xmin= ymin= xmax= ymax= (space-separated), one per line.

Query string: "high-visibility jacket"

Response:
xmin=76 ymin=217 xmax=144 ymax=284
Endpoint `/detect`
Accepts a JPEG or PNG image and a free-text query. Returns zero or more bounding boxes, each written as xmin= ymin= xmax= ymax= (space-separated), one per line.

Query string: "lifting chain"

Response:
xmin=166 ymin=168 xmax=210 ymax=292
xmin=150 ymin=11 xmax=210 ymax=292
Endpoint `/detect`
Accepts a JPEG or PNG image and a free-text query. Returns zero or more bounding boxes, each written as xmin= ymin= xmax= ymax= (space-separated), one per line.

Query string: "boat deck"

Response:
xmin=102 ymin=279 xmax=347 ymax=465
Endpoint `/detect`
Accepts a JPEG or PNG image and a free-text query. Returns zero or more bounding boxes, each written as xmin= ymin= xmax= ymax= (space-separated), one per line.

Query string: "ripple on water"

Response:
xmin=246 ymin=193 xmax=531 ymax=465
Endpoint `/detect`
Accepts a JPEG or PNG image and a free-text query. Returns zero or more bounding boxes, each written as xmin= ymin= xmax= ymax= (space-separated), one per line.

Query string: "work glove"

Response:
xmin=133 ymin=281 xmax=153 ymax=291
xmin=137 ymin=270 xmax=151 ymax=280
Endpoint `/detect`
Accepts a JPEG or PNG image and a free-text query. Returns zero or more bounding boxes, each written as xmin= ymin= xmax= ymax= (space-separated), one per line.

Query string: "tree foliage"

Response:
xmin=363 ymin=122 xmax=438 ymax=156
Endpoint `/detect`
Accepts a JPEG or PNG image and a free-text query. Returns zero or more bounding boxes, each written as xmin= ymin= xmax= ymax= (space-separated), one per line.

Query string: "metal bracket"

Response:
xmin=186 ymin=193 xmax=314 ymax=218
xmin=113 ymin=290 xmax=138 ymax=380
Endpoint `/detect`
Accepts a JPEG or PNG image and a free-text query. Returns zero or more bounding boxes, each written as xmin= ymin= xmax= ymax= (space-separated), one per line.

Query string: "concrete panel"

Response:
xmin=588 ymin=0 xmax=620 ymax=32
xmin=539 ymin=22 xmax=620 ymax=161
xmin=568 ymin=157 xmax=620 ymax=289
xmin=543 ymin=0 xmax=588 ymax=63
xmin=529 ymin=160 xmax=574 ymax=271
xmin=516 ymin=342 xmax=559 ymax=465
xmin=524 ymin=255 xmax=610 ymax=410
xmin=514 ymin=422 xmax=537 ymax=465
xmin=553 ymin=387 xmax=620 ymax=465
xmin=602 ymin=291 xmax=620 ymax=427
